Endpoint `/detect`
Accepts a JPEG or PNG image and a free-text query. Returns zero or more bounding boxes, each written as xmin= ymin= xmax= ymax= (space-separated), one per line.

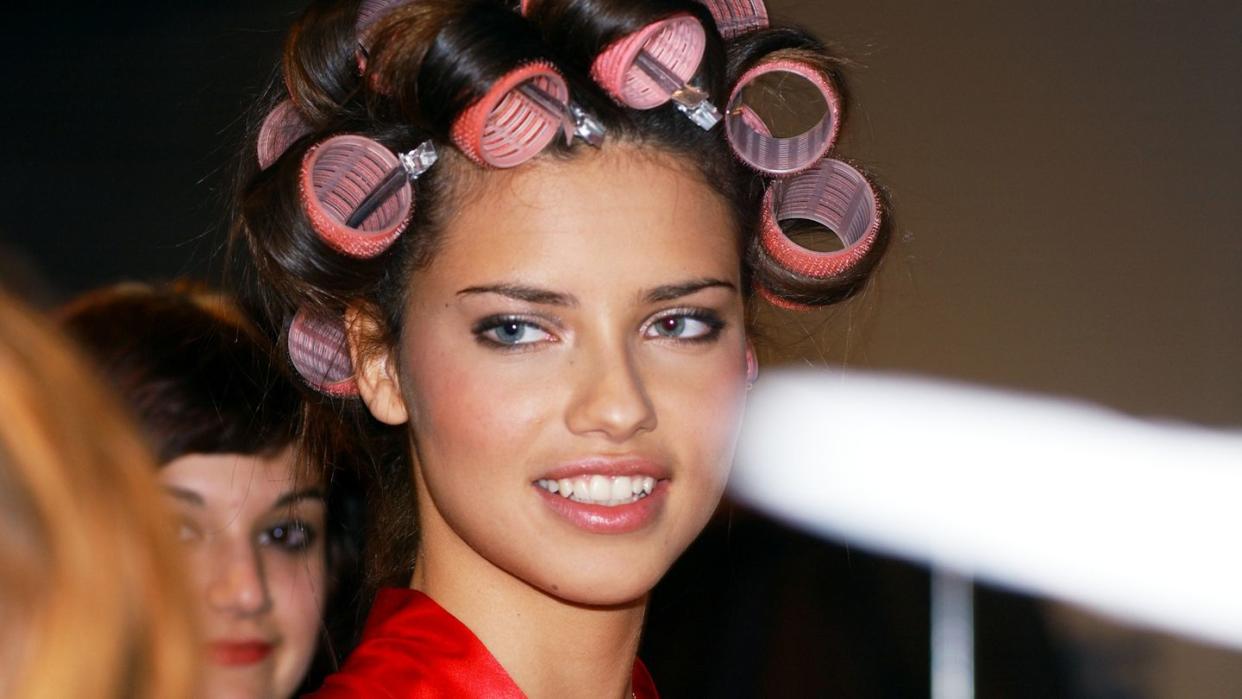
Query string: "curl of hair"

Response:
xmin=283 ymin=0 xmax=366 ymax=125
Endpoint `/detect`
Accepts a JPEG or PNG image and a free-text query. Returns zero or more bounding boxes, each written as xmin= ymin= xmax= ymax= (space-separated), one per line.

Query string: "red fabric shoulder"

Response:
xmin=305 ymin=588 xmax=660 ymax=695
xmin=305 ymin=588 xmax=660 ymax=699
xmin=305 ymin=588 xmax=522 ymax=698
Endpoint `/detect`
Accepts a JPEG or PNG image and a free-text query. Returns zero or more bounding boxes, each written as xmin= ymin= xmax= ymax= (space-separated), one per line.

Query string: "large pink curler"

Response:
xmin=591 ymin=14 xmax=720 ymax=129
xmin=257 ymin=99 xmax=313 ymax=170
xmin=725 ymin=58 xmax=842 ymax=176
xmin=760 ymin=158 xmax=881 ymax=281
xmin=450 ymin=62 xmax=573 ymax=168
xmin=299 ymin=135 xmax=435 ymax=259
xmin=287 ymin=308 xmax=358 ymax=397
xmin=697 ymin=0 xmax=769 ymax=39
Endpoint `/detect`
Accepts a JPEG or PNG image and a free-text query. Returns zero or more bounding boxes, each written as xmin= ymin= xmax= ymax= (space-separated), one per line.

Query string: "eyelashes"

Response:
xmin=471 ymin=308 xmax=727 ymax=350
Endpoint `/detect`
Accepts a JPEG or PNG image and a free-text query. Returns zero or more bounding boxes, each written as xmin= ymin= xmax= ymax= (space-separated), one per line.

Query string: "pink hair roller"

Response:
xmin=288 ymin=308 xmax=358 ymax=397
xmin=697 ymin=0 xmax=769 ymax=39
xmin=755 ymin=283 xmax=811 ymax=311
xmin=760 ymin=157 xmax=881 ymax=281
xmin=725 ymin=58 xmax=842 ymax=176
xmin=450 ymin=62 xmax=573 ymax=168
xmin=257 ymin=99 xmax=313 ymax=170
xmin=299 ymin=134 xmax=437 ymax=259
xmin=591 ymin=14 xmax=721 ymax=129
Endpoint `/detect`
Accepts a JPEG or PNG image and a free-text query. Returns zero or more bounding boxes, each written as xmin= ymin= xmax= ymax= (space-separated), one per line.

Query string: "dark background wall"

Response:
xmin=1 ymin=1 xmax=1238 ymax=696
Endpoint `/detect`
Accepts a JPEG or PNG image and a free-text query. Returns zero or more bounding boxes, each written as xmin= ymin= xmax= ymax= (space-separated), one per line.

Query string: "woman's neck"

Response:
xmin=411 ymin=514 xmax=647 ymax=699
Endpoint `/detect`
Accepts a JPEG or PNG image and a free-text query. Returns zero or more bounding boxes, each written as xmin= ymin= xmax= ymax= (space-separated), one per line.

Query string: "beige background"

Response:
xmin=758 ymin=1 xmax=1241 ymax=694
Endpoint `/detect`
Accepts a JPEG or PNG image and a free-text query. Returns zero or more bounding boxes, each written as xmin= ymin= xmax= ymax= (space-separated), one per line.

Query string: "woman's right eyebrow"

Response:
xmin=162 ymin=486 xmax=204 ymax=506
xmin=456 ymin=283 xmax=578 ymax=307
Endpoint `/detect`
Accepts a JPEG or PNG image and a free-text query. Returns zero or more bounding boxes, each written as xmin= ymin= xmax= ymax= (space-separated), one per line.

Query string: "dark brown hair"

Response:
xmin=231 ymin=0 xmax=888 ymax=602
xmin=60 ymin=282 xmax=298 ymax=463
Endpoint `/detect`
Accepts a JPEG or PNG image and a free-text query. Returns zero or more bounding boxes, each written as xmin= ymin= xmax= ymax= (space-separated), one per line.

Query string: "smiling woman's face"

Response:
xmin=359 ymin=144 xmax=751 ymax=605
xmin=160 ymin=450 xmax=327 ymax=699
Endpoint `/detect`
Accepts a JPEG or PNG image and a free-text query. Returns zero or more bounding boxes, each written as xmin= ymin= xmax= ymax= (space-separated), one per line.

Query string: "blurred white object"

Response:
xmin=731 ymin=370 xmax=1242 ymax=649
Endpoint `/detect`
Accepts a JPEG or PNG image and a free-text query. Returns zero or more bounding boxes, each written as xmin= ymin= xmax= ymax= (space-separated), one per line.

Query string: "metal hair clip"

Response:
xmin=567 ymin=101 xmax=607 ymax=146
xmin=633 ymin=51 xmax=721 ymax=130
xmin=345 ymin=141 xmax=437 ymax=227
xmin=512 ymin=81 xmax=606 ymax=147
xmin=592 ymin=14 xmax=720 ymax=131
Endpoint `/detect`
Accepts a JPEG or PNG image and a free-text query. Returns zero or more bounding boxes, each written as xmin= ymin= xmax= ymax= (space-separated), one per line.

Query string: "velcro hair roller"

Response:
xmin=257 ymin=99 xmax=313 ymax=170
xmin=760 ymin=158 xmax=880 ymax=282
xmin=725 ymin=58 xmax=842 ymax=176
xmin=288 ymin=308 xmax=357 ymax=397
xmin=697 ymin=0 xmax=769 ymax=39
xmin=591 ymin=13 xmax=721 ymax=129
xmin=450 ymin=61 xmax=575 ymax=167
xmin=299 ymin=134 xmax=437 ymax=258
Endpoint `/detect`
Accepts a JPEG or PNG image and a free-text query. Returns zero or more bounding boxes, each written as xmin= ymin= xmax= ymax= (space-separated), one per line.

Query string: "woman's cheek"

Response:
xmin=414 ymin=351 xmax=555 ymax=452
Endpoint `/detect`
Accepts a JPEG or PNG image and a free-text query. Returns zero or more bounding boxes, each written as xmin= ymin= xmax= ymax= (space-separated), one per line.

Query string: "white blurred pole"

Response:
xmin=731 ymin=369 xmax=1242 ymax=649
xmin=931 ymin=570 xmax=974 ymax=699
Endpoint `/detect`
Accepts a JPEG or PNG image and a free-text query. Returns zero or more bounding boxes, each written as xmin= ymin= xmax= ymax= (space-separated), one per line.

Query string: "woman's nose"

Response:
xmin=565 ymin=340 xmax=657 ymax=441
xmin=205 ymin=542 xmax=271 ymax=616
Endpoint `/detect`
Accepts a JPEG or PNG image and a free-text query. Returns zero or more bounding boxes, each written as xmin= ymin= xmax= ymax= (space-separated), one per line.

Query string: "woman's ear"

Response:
xmin=345 ymin=305 xmax=409 ymax=425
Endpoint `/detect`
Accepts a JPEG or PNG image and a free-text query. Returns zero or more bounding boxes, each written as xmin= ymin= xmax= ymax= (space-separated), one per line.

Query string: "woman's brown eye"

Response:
xmin=646 ymin=312 xmax=723 ymax=341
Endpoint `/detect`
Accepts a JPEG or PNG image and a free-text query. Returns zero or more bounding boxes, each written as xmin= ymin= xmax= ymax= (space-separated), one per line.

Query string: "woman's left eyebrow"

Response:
xmin=642 ymin=278 xmax=736 ymax=303
xmin=270 ymin=488 xmax=326 ymax=511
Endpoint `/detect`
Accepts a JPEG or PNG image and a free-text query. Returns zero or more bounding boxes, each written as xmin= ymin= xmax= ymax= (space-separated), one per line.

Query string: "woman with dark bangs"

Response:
xmin=61 ymin=283 xmax=361 ymax=699
xmin=233 ymin=0 xmax=887 ymax=696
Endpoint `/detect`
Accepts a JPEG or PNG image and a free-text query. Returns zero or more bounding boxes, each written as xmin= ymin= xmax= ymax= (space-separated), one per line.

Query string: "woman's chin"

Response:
xmin=529 ymin=562 xmax=665 ymax=609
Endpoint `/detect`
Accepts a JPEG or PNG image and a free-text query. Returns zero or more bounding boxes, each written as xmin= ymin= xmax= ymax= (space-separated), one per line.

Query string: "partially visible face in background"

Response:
xmin=160 ymin=450 xmax=326 ymax=699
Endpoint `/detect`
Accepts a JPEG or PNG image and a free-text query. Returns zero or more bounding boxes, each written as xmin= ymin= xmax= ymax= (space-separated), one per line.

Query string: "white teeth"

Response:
xmin=612 ymin=477 xmax=632 ymax=501
xmin=535 ymin=474 xmax=659 ymax=506
xmin=589 ymin=475 xmax=610 ymax=501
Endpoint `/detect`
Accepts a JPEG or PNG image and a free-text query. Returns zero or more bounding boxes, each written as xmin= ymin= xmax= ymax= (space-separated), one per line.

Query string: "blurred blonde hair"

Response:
xmin=0 ymin=290 xmax=199 ymax=699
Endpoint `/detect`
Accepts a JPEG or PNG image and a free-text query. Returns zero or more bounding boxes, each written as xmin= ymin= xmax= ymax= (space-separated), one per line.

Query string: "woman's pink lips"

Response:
xmin=208 ymin=640 xmax=273 ymax=666
xmin=535 ymin=480 xmax=667 ymax=534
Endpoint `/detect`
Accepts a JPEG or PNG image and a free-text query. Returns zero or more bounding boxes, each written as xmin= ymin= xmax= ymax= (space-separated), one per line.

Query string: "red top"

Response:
xmin=306 ymin=588 xmax=660 ymax=698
